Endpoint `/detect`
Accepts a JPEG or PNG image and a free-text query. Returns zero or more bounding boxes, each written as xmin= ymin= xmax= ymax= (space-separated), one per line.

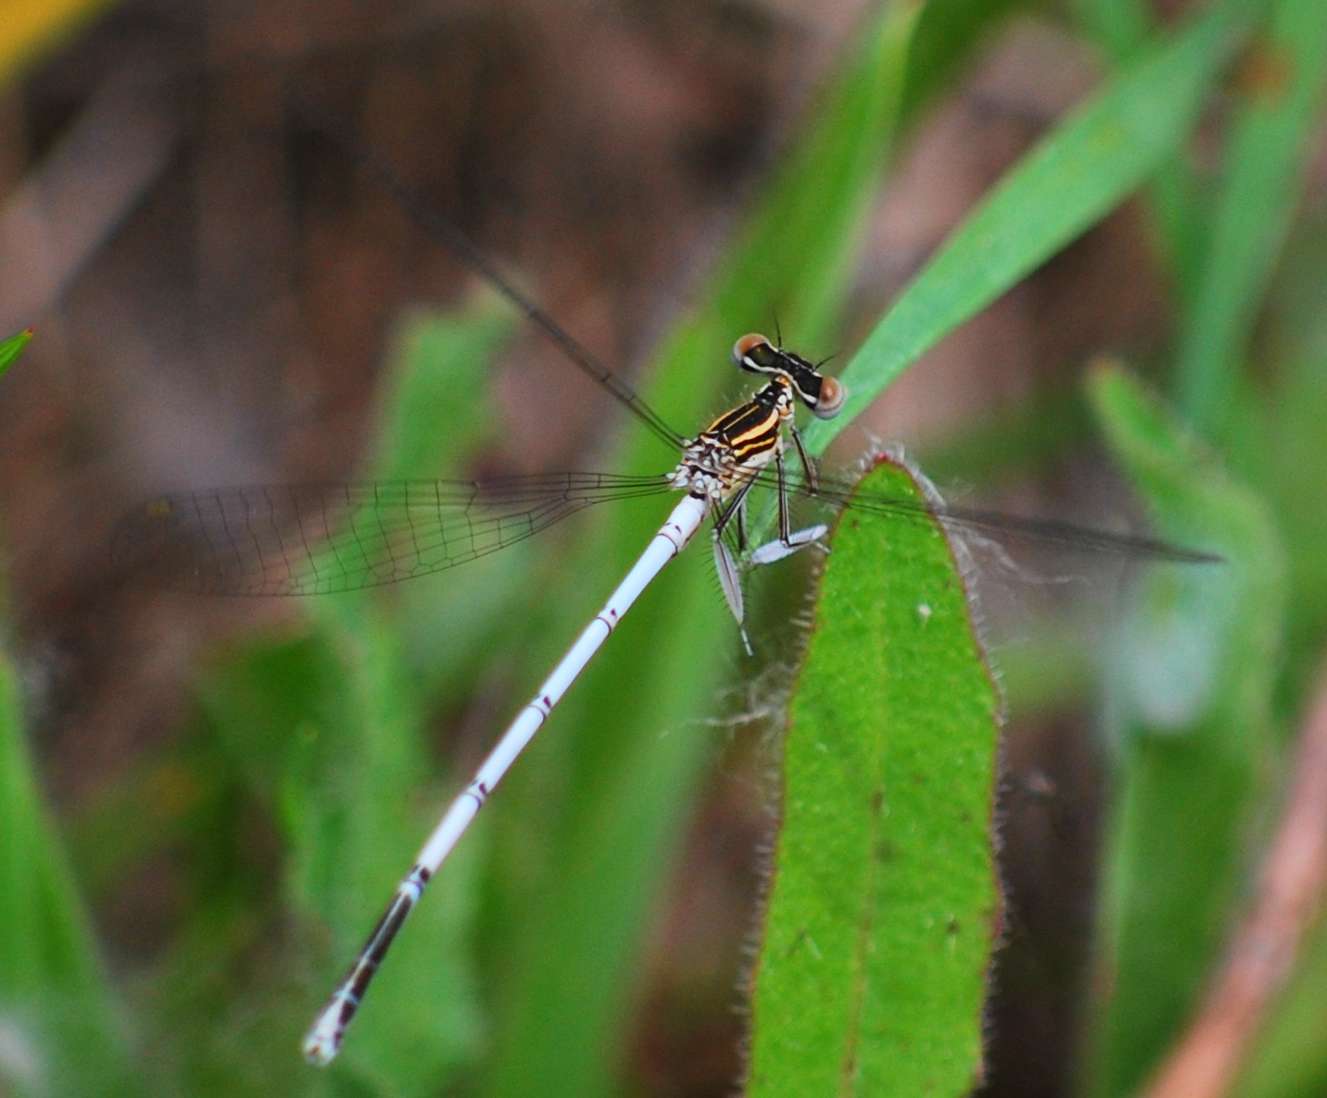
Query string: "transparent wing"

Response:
xmin=744 ymin=467 xmax=1221 ymax=565
xmin=111 ymin=472 xmax=672 ymax=596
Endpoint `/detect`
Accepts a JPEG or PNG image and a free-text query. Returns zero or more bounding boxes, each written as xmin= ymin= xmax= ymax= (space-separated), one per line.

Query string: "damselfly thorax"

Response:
xmin=673 ymin=334 xmax=844 ymax=498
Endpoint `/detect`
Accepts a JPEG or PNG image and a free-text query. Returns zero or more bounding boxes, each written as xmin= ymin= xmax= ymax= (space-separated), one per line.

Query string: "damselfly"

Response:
xmin=112 ymin=118 xmax=1218 ymax=1066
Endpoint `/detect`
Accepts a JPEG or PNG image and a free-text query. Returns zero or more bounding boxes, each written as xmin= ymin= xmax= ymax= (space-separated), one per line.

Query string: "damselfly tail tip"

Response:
xmin=302 ymin=1006 xmax=345 ymax=1067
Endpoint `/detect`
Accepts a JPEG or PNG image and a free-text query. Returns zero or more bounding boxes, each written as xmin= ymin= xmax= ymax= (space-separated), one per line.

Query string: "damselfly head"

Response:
xmin=731 ymin=333 xmax=845 ymax=420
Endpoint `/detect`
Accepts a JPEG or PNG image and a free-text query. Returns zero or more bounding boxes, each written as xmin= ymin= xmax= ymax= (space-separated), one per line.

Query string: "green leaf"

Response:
xmin=0 ymin=328 xmax=32 ymax=379
xmin=1260 ymin=351 xmax=1327 ymax=696
xmin=1070 ymin=0 xmax=1207 ymax=299
xmin=897 ymin=0 xmax=1030 ymax=124
xmin=797 ymin=0 xmax=1262 ymax=462
xmin=0 ymin=648 xmax=138 ymax=1097
xmin=1071 ymin=0 xmax=1155 ymax=58
xmin=1175 ymin=0 xmax=1327 ymax=438
xmin=369 ymin=304 xmax=511 ymax=482
xmin=746 ymin=456 xmax=1001 ymax=1098
xmin=1085 ymin=365 xmax=1286 ymax=1098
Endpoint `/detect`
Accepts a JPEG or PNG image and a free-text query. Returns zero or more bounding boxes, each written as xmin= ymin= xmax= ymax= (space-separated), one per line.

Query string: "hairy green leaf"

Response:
xmin=799 ymin=0 xmax=1261 ymax=460
xmin=746 ymin=457 xmax=1001 ymax=1098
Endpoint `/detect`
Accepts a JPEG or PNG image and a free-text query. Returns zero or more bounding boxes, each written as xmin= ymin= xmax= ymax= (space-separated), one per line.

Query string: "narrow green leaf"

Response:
xmin=1175 ymin=0 xmax=1327 ymax=438
xmin=1085 ymin=365 xmax=1286 ymax=1098
xmin=897 ymin=0 xmax=1029 ymax=124
xmin=0 ymin=649 xmax=137 ymax=1096
xmin=798 ymin=0 xmax=1261 ymax=462
xmin=1071 ymin=0 xmax=1154 ymax=59
xmin=0 ymin=328 xmax=32 ymax=379
xmin=1261 ymin=353 xmax=1327 ymax=694
xmin=1070 ymin=0 xmax=1208 ymax=299
xmin=746 ymin=456 xmax=1001 ymax=1098
xmin=370 ymin=304 xmax=511 ymax=482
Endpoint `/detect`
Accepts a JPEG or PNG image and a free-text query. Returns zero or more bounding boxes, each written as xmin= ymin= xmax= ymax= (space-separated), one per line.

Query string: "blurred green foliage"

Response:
xmin=0 ymin=651 xmax=136 ymax=1095
xmin=1087 ymin=365 xmax=1284 ymax=1098
xmin=3 ymin=0 xmax=1327 ymax=1094
xmin=0 ymin=328 xmax=32 ymax=380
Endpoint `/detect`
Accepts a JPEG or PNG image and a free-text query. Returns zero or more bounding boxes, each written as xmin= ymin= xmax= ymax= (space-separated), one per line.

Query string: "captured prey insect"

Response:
xmin=112 ymin=124 xmax=1220 ymax=1067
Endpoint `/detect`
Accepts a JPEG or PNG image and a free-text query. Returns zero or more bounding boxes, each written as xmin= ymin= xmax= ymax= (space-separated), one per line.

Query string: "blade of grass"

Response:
xmin=0 ymin=647 xmax=138 ymax=1096
xmin=796 ymin=0 xmax=1263 ymax=463
xmin=1085 ymin=364 xmax=1285 ymax=1098
xmin=1070 ymin=0 xmax=1155 ymax=59
xmin=1261 ymin=354 xmax=1327 ymax=697
xmin=897 ymin=0 xmax=1030 ymax=123
xmin=0 ymin=328 xmax=33 ymax=380
xmin=1174 ymin=0 xmax=1327 ymax=439
xmin=1069 ymin=0 xmax=1207 ymax=300
xmin=745 ymin=456 xmax=1001 ymax=1098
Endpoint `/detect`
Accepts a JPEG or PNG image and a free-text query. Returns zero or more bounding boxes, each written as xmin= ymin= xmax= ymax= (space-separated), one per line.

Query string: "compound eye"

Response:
xmin=732 ymin=332 xmax=774 ymax=371
xmin=811 ymin=376 xmax=846 ymax=419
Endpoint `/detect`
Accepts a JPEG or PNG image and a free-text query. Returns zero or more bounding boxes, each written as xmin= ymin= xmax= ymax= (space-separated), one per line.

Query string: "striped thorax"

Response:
xmin=669 ymin=333 xmax=844 ymax=502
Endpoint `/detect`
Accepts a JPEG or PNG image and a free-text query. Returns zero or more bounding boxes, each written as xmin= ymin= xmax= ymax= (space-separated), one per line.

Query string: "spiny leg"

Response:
xmin=749 ymin=449 xmax=829 ymax=566
xmin=710 ymin=492 xmax=755 ymax=655
xmin=789 ymin=423 xmax=818 ymax=495
xmin=713 ymin=476 xmax=755 ymax=550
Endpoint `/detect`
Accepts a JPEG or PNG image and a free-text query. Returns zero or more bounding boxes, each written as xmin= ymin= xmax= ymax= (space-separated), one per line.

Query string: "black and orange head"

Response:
xmin=731 ymin=333 xmax=845 ymax=420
